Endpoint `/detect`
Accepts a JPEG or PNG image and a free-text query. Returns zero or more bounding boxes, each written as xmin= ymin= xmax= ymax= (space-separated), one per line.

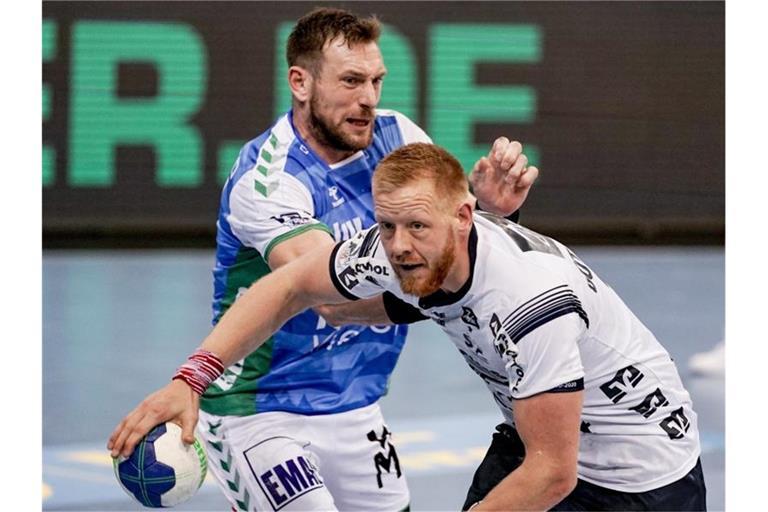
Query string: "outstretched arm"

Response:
xmin=199 ymin=243 xmax=347 ymax=365
xmin=108 ymin=243 xmax=347 ymax=457
xmin=267 ymin=229 xmax=423 ymax=327
xmin=314 ymin=297 xmax=392 ymax=326
xmin=269 ymin=229 xmax=393 ymax=326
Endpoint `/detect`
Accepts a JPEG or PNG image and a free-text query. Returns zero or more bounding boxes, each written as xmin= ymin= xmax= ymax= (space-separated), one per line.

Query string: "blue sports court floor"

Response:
xmin=42 ymin=246 xmax=724 ymax=511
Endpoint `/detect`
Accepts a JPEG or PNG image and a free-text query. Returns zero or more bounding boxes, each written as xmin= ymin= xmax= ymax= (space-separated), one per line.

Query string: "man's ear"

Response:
xmin=288 ymin=66 xmax=312 ymax=103
xmin=456 ymin=200 xmax=474 ymax=234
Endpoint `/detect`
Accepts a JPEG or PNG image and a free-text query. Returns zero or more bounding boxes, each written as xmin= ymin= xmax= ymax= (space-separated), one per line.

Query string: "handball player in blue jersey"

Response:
xmin=109 ymin=7 xmax=537 ymax=511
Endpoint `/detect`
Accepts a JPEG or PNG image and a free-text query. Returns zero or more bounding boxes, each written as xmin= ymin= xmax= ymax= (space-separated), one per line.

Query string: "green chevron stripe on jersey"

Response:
xmin=253 ymin=130 xmax=284 ymax=197
xmin=203 ymin=420 xmax=250 ymax=511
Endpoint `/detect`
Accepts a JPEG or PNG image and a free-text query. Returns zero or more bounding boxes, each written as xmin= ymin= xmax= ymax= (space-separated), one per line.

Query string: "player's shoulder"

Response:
xmin=477 ymin=256 xmax=590 ymax=345
xmin=331 ymin=224 xmax=398 ymax=299
xmin=476 ymin=213 xmax=567 ymax=260
xmin=375 ymin=108 xmax=409 ymax=121
xmin=475 ymin=216 xmax=590 ymax=327
xmin=240 ymin=113 xmax=293 ymax=152
xmin=341 ymin=224 xmax=384 ymax=261
xmin=334 ymin=224 xmax=391 ymax=280
xmin=475 ymin=214 xmax=576 ymax=290
xmin=374 ymin=109 xmax=432 ymax=144
xmin=221 ymin=114 xmax=323 ymax=215
xmin=229 ymin=114 xmax=320 ymax=191
xmin=374 ymin=109 xmax=417 ymax=130
xmin=227 ymin=114 xmax=296 ymax=176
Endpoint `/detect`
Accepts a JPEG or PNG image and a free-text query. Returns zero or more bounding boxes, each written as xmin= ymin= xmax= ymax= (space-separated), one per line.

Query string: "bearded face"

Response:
xmin=291 ymin=39 xmax=384 ymax=161
xmin=308 ymin=91 xmax=374 ymax=153
xmin=394 ymin=230 xmax=456 ymax=297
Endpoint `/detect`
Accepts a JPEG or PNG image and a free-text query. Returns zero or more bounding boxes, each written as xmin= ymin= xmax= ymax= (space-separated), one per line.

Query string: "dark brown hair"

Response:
xmin=286 ymin=7 xmax=382 ymax=76
xmin=373 ymin=143 xmax=469 ymax=210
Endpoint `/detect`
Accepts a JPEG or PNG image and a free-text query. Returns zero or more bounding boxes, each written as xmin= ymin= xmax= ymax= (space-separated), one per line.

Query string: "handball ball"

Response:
xmin=113 ymin=422 xmax=207 ymax=508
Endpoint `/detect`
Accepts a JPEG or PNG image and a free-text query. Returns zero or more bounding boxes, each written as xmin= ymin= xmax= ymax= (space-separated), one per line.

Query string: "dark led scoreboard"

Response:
xmin=43 ymin=2 xmax=723 ymax=244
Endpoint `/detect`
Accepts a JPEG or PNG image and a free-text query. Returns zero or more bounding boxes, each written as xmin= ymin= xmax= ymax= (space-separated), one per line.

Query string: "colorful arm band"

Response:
xmin=172 ymin=349 xmax=225 ymax=395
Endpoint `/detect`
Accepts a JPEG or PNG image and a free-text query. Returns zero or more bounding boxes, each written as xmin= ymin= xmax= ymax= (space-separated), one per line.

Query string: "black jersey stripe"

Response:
xmin=547 ymin=377 xmax=585 ymax=393
xmin=502 ymin=285 xmax=589 ymax=344
xmin=503 ymin=293 xmax=586 ymax=335
xmin=502 ymin=285 xmax=579 ymax=323
xmin=357 ymin=225 xmax=380 ymax=258
xmin=506 ymin=300 xmax=589 ymax=344
xmin=502 ymin=285 xmax=580 ymax=332
xmin=503 ymin=285 xmax=570 ymax=326
xmin=504 ymin=296 xmax=589 ymax=333
xmin=507 ymin=302 xmax=588 ymax=345
xmin=504 ymin=291 xmax=587 ymax=335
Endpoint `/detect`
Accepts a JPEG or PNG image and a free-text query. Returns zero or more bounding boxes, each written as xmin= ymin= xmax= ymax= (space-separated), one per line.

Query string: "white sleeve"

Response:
xmin=227 ymin=169 xmax=330 ymax=260
xmin=329 ymin=226 xmax=396 ymax=300
xmin=506 ymin=313 xmax=586 ymax=399
xmin=492 ymin=284 xmax=588 ymax=399
xmin=392 ymin=111 xmax=433 ymax=144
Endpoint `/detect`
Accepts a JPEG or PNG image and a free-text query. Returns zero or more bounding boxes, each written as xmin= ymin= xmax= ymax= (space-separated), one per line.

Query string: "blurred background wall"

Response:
xmin=42 ymin=1 xmax=723 ymax=246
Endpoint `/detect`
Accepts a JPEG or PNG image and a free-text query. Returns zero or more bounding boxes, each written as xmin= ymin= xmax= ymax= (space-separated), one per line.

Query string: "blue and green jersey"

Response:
xmin=201 ymin=109 xmax=431 ymax=416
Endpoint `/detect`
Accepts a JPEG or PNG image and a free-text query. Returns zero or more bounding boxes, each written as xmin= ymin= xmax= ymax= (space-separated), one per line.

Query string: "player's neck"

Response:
xmin=291 ymin=109 xmax=357 ymax=165
xmin=440 ymin=235 xmax=472 ymax=293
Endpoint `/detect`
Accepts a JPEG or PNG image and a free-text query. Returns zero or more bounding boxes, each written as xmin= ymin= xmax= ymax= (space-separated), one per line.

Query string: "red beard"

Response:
xmin=396 ymin=233 xmax=455 ymax=297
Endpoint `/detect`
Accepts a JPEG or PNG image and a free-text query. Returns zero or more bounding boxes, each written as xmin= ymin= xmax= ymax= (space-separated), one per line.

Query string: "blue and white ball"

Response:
xmin=113 ymin=422 xmax=207 ymax=508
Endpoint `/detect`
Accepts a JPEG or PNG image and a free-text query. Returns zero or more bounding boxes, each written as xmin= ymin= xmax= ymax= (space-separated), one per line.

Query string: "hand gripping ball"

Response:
xmin=113 ymin=422 xmax=207 ymax=508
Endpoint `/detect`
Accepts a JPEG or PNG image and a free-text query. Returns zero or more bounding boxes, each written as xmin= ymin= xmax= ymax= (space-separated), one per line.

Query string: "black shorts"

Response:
xmin=462 ymin=423 xmax=707 ymax=511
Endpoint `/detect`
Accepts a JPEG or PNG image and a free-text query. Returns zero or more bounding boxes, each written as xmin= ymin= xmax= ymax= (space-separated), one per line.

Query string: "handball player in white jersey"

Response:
xmin=110 ymin=142 xmax=705 ymax=510
xmin=109 ymin=7 xmax=537 ymax=512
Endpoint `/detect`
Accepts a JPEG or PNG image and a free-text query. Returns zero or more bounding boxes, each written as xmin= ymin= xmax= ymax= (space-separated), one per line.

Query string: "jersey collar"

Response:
xmin=418 ymin=222 xmax=478 ymax=309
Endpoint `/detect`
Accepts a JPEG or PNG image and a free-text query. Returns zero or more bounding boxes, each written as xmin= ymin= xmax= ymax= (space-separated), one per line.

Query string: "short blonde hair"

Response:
xmin=373 ymin=143 xmax=469 ymax=211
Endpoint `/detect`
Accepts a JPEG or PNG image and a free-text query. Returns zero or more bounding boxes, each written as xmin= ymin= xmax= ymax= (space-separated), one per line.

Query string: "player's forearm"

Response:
xmin=199 ymin=268 xmax=309 ymax=367
xmin=314 ymin=296 xmax=391 ymax=327
xmin=472 ymin=456 xmax=576 ymax=511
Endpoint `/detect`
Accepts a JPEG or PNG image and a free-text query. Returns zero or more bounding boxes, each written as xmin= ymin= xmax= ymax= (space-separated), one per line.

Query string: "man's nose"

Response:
xmin=389 ymin=227 xmax=411 ymax=256
xmin=358 ymin=80 xmax=378 ymax=109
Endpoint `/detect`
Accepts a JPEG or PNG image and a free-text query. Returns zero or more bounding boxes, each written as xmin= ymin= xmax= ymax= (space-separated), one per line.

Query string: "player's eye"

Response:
xmin=379 ymin=221 xmax=394 ymax=231
xmin=410 ymin=222 xmax=425 ymax=231
xmin=343 ymin=76 xmax=361 ymax=85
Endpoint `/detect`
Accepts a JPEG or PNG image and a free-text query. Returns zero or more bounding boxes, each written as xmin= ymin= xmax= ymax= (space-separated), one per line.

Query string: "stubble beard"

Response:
xmin=397 ymin=233 xmax=456 ymax=298
xmin=309 ymin=94 xmax=373 ymax=153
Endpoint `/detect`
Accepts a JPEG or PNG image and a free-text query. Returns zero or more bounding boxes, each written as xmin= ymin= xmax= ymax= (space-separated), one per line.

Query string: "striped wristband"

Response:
xmin=172 ymin=349 xmax=225 ymax=395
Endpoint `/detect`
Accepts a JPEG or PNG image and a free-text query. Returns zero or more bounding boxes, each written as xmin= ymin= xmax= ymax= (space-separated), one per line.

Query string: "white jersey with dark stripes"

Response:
xmin=330 ymin=211 xmax=701 ymax=493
